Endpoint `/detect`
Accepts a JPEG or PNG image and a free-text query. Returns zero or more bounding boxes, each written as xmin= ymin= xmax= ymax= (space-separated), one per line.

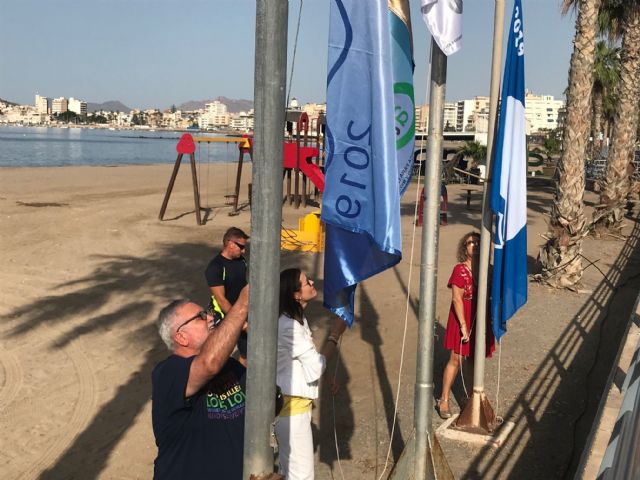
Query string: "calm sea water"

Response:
xmin=0 ymin=126 xmax=242 ymax=167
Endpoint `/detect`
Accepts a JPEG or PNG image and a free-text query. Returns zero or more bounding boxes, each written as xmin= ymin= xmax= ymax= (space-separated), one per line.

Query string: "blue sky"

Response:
xmin=0 ymin=0 xmax=575 ymax=109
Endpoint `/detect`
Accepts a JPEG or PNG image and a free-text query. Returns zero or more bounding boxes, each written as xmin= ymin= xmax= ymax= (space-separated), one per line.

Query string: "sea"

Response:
xmin=0 ymin=126 xmax=241 ymax=167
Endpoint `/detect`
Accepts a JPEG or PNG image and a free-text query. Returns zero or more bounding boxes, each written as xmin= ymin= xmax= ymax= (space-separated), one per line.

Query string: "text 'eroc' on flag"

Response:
xmin=322 ymin=0 xmax=415 ymax=326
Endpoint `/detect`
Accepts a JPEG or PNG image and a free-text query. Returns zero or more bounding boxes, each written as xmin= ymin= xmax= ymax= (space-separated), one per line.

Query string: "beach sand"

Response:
xmin=1 ymin=164 xmax=638 ymax=479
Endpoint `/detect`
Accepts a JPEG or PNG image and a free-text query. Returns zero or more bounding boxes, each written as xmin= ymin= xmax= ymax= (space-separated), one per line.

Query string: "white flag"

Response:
xmin=421 ymin=0 xmax=463 ymax=56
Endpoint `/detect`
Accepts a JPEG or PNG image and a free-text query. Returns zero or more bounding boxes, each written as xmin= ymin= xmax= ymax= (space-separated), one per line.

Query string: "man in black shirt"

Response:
xmin=151 ymin=287 xmax=249 ymax=480
xmin=205 ymin=227 xmax=249 ymax=361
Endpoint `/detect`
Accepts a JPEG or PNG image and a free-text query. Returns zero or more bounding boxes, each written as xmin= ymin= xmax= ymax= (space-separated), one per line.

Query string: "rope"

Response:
xmin=427 ymin=433 xmax=439 ymax=480
xmin=496 ymin=338 xmax=502 ymax=415
xmin=376 ymin=142 xmax=424 ymax=480
xmin=286 ymin=0 xmax=304 ymax=109
xmin=458 ymin=310 xmax=475 ymax=399
xmin=331 ymin=335 xmax=345 ymax=480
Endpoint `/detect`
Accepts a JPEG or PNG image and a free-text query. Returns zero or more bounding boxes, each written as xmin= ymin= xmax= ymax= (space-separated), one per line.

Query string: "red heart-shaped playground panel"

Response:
xmin=176 ymin=134 xmax=196 ymax=154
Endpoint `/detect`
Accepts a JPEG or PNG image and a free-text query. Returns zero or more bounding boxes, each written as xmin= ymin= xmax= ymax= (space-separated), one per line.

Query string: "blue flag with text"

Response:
xmin=323 ymin=0 xmax=415 ymax=326
xmin=491 ymin=0 xmax=528 ymax=341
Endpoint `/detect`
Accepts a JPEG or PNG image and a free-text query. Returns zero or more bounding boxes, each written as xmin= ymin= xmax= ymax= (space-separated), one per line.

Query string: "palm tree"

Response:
xmin=442 ymin=141 xmax=486 ymax=183
xmin=593 ymin=0 xmax=640 ymax=232
xmin=539 ymin=0 xmax=602 ymax=288
xmin=590 ymin=40 xmax=620 ymax=158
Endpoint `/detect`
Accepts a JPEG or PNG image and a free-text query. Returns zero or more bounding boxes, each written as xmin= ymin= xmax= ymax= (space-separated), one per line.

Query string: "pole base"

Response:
xmin=387 ymin=429 xmax=455 ymax=480
xmin=454 ymin=391 xmax=499 ymax=434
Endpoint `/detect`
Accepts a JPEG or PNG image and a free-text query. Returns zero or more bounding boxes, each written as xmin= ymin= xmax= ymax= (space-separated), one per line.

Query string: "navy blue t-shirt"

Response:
xmin=152 ymin=355 xmax=246 ymax=480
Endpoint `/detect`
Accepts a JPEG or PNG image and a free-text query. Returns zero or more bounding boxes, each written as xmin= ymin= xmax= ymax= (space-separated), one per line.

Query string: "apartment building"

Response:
xmin=35 ymin=94 xmax=49 ymax=115
xmin=415 ymin=104 xmax=429 ymax=132
xmin=68 ymin=97 xmax=87 ymax=115
xmin=443 ymin=102 xmax=458 ymax=131
xmin=199 ymin=101 xmax=230 ymax=129
xmin=524 ymin=92 xmax=564 ymax=132
xmin=52 ymin=97 xmax=68 ymax=115
xmin=229 ymin=110 xmax=254 ymax=132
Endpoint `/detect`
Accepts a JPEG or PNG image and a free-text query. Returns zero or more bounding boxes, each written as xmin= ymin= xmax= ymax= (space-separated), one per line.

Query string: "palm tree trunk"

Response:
xmin=594 ymin=4 xmax=640 ymax=231
xmin=539 ymin=0 xmax=602 ymax=287
xmin=591 ymin=87 xmax=603 ymax=158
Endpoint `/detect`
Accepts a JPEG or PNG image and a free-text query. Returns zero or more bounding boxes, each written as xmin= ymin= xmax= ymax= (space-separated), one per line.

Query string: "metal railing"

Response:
xmin=596 ymin=298 xmax=640 ymax=480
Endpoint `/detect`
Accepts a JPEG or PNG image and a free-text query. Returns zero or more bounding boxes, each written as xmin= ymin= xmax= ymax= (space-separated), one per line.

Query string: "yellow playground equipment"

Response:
xmin=281 ymin=210 xmax=325 ymax=253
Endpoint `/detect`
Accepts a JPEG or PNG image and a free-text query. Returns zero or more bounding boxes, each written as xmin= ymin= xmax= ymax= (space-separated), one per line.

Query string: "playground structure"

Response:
xmin=280 ymin=110 xmax=327 ymax=252
xmin=158 ymin=111 xmax=326 ymax=234
xmin=158 ymin=134 xmax=252 ymax=225
xmin=283 ymin=110 xmax=325 ymax=208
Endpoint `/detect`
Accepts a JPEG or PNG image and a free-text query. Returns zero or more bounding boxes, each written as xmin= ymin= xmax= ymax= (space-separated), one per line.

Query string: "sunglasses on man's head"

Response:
xmin=466 ymin=239 xmax=479 ymax=246
xmin=176 ymin=310 xmax=210 ymax=332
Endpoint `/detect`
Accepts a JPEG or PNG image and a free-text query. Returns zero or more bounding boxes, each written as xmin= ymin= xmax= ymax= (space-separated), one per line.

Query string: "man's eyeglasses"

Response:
xmin=176 ymin=310 xmax=209 ymax=332
xmin=232 ymin=240 xmax=247 ymax=251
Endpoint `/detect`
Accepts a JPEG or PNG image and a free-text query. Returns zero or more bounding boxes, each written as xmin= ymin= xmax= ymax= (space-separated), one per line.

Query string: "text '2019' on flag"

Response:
xmin=322 ymin=0 xmax=415 ymax=326
xmin=490 ymin=0 xmax=528 ymax=341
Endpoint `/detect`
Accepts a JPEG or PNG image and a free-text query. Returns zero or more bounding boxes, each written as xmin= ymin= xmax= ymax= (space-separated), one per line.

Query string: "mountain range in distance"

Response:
xmin=86 ymin=96 xmax=253 ymax=113
xmin=1 ymin=96 xmax=253 ymax=113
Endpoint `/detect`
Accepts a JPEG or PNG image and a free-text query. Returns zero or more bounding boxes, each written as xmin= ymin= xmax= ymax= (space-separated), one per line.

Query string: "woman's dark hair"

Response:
xmin=456 ymin=231 xmax=480 ymax=263
xmin=279 ymin=268 xmax=304 ymax=324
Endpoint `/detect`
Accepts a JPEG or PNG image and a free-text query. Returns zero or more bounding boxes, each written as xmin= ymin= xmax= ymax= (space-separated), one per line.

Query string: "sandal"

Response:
xmin=436 ymin=398 xmax=452 ymax=419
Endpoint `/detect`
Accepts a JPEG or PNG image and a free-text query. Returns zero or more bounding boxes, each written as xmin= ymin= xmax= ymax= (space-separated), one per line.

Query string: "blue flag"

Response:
xmin=323 ymin=0 xmax=415 ymax=326
xmin=491 ymin=0 xmax=528 ymax=341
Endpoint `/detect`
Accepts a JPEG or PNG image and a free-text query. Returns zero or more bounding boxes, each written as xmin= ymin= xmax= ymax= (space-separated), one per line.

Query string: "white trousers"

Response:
xmin=274 ymin=410 xmax=314 ymax=480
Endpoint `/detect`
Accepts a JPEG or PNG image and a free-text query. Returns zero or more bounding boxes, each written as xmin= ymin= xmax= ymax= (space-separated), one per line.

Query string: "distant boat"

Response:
xmin=109 ymin=127 xmax=116 ymax=131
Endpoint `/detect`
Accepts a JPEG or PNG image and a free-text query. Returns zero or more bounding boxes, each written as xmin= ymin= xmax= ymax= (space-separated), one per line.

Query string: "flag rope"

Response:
xmin=376 ymin=141 xmax=424 ymax=480
xmin=496 ymin=339 xmax=502 ymax=414
xmin=331 ymin=335 xmax=345 ymax=480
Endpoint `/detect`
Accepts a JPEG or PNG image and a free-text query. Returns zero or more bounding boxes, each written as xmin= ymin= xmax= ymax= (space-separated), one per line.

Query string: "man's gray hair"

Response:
xmin=157 ymin=299 xmax=192 ymax=351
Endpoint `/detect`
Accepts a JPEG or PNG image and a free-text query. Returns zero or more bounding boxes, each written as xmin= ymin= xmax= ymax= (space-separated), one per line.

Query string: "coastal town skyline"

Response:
xmin=1 ymin=0 xmax=576 ymax=110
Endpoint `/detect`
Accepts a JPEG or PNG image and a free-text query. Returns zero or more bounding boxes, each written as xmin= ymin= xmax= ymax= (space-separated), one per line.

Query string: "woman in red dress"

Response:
xmin=436 ymin=231 xmax=495 ymax=418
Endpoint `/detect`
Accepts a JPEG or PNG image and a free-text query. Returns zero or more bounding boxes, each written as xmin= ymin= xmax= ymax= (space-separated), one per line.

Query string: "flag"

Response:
xmin=421 ymin=0 xmax=463 ymax=56
xmin=491 ymin=0 xmax=527 ymax=341
xmin=323 ymin=0 xmax=415 ymax=326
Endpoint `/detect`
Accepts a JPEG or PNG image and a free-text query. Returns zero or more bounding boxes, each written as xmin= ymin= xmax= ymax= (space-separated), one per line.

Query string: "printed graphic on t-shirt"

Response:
xmin=206 ymin=370 xmax=246 ymax=420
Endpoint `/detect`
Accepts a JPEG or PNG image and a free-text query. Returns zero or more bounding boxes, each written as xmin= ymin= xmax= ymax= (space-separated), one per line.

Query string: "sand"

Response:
xmin=1 ymin=163 xmax=638 ymax=479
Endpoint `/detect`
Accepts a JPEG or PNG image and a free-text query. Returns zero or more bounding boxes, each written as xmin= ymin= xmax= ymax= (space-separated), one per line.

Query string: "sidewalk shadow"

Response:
xmin=6 ymin=241 xmax=214 ymax=479
xmin=358 ymin=285 xmax=406 ymax=464
xmin=465 ymin=216 xmax=640 ymax=479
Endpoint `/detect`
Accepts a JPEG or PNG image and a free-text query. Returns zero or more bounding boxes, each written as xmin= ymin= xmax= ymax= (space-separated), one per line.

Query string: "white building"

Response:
xmin=443 ymin=102 xmax=458 ymax=131
xmin=229 ymin=110 xmax=254 ymax=132
xmin=68 ymin=97 xmax=87 ymax=115
xmin=524 ymin=92 xmax=564 ymax=132
xmin=415 ymin=104 xmax=429 ymax=132
xmin=52 ymin=97 xmax=68 ymax=115
xmin=456 ymin=99 xmax=475 ymax=131
xmin=199 ymin=101 xmax=230 ymax=129
xmin=35 ymin=94 xmax=49 ymax=115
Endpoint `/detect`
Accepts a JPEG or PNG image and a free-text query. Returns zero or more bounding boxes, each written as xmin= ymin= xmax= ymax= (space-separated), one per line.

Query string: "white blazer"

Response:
xmin=276 ymin=314 xmax=326 ymax=399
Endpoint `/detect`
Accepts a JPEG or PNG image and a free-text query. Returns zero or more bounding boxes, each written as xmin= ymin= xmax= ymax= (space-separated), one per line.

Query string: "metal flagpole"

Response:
xmin=456 ymin=0 xmax=505 ymax=432
xmin=243 ymin=0 xmax=288 ymax=478
xmin=413 ymin=38 xmax=447 ymax=480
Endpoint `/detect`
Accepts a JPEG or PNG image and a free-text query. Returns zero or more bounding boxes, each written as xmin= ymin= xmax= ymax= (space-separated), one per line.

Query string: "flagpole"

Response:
xmin=243 ymin=0 xmax=287 ymax=477
xmin=413 ymin=38 xmax=447 ymax=480
xmin=456 ymin=0 xmax=505 ymax=432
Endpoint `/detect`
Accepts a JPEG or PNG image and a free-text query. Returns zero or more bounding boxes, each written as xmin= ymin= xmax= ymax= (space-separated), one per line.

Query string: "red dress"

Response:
xmin=443 ymin=263 xmax=495 ymax=358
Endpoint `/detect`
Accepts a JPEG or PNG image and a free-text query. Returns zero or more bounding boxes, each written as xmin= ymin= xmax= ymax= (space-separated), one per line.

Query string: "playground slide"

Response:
xmin=300 ymin=161 xmax=325 ymax=192
xmin=283 ymin=142 xmax=325 ymax=192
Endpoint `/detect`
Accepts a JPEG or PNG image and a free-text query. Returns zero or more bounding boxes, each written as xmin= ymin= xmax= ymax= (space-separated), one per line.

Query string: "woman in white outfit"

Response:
xmin=275 ymin=268 xmax=345 ymax=480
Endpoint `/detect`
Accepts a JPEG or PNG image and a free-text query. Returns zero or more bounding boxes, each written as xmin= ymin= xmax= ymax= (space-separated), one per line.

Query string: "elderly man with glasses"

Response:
xmin=151 ymin=286 xmax=249 ymax=480
xmin=205 ymin=227 xmax=250 ymax=364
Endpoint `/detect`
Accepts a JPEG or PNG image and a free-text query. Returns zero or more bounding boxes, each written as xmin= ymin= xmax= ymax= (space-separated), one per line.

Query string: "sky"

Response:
xmin=0 ymin=0 xmax=576 ymax=110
